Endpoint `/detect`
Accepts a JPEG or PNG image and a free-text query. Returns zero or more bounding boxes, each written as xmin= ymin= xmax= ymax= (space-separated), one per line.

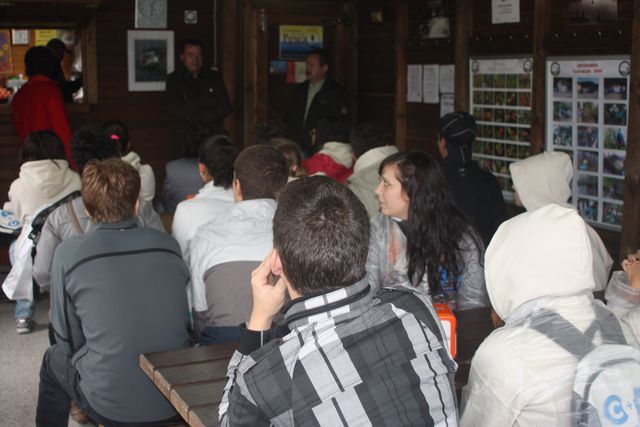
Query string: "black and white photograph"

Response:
xmin=127 ymin=30 xmax=174 ymax=91
xmin=420 ymin=0 xmax=450 ymax=39
xmin=569 ymin=0 xmax=618 ymax=24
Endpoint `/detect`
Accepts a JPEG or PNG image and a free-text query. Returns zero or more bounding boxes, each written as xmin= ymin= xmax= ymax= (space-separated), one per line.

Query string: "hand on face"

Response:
xmin=248 ymin=249 xmax=288 ymax=331
xmin=622 ymin=250 xmax=640 ymax=289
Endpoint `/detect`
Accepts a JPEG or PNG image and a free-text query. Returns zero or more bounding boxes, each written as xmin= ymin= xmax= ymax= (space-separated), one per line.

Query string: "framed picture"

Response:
xmin=11 ymin=29 xmax=29 ymax=45
xmin=127 ymin=30 xmax=174 ymax=92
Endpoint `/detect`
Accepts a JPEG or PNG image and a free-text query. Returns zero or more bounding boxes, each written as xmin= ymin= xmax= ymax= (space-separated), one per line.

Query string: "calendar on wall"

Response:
xmin=546 ymin=57 xmax=629 ymax=230
xmin=469 ymin=57 xmax=533 ymax=201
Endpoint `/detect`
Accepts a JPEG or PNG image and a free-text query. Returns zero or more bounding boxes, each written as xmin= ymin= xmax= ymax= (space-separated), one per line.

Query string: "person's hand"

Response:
xmin=622 ymin=250 xmax=640 ymax=290
xmin=247 ymin=250 xmax=288 ymax=331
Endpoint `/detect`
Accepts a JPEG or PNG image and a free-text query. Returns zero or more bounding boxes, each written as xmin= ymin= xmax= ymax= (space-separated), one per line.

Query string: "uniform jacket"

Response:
xmin=284 ymin=78 xmax=349 ymax=156
xmin=50 ymin=218 xmax=191 ymax=422
xmin=461 ymin=205 xmax=626 ymax=426
xmin=32 ymin=197 xmax=163 ymax=290
xmin=122 ymin=151 xmax=156 ymax=202
xmin=302 ymin=141 xmax=354 ymax=183
xmin=510 ymin=152 xmax=613 ymax=291
xmin=366 ymin=213 xmax=489 ymax=310
xmin=11 ymin=75 xmax=73 ymax=164
xmin=171 ymin=181 xmax=234 ymax=263
xmin=347 ymin=145 xmax=399 ymax=218
xmin=218 ymin=278 xmax=458 ymax=426
xmin=3 ymin=159 xmax=80 ymax=222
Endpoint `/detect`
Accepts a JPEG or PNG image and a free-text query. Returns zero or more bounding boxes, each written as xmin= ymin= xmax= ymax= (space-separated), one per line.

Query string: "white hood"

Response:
xmin=353 ymin=145 xmax=399 ymax=174
xmin=509 ymin=152 xmax=572 ymax=211
xmin=122 ymin=151 xmax=142 ymax=171
xmin=319 ymin=142 xmax=354 ymax=168
xmin=20 ymin=159 xmax=78 ymax=199
xmin=485 ymin=204 xmax=595 ymax=320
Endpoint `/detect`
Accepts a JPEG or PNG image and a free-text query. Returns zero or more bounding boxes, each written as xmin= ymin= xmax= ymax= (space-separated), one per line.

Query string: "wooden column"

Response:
xmin=394 ymin=0 xmax=408 ymax=150
xmin=243 ymin=2 xmax=258 ymax=147
xmin=620 ymin=0 xmax=640 ymax=255
xmin=529 ymin=0 xmax=551 ymax=155
xmin=221 ymin=0 xmax=238 ymax=144
xmin=453 ymin=0 xmax=472 ymax=111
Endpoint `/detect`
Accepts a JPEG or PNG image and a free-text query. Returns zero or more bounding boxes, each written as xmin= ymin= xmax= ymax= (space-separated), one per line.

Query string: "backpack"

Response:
xmin=531 ymin=305 xmax=640 ymax=426
xmin=28 ymin=190 xmax=81 ymax=250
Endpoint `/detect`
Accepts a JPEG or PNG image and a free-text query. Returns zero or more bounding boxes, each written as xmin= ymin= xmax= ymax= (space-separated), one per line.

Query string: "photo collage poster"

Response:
xmin=546 ymin=57 xmax=629 ymax=229
xmin=469 ymin=57 xmax=534 ymax=200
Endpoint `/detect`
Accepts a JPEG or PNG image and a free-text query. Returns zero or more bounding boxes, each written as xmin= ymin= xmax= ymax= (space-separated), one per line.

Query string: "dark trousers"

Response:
xmin=36 ymin=345 xmax=179 ymax=427
xmin=199 ymin=325 xmax=241 ymax=345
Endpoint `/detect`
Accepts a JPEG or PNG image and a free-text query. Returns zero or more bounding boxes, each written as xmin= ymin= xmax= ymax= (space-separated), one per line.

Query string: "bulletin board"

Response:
xmin=546 ymin=57 xmax=629 ymax=230
xmin=469 ymin=57 xmax=533 ymax=201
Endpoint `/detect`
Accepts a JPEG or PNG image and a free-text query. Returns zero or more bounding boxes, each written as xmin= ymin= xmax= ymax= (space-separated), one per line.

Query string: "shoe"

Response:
xmin=16 ymin=318 xmax=34 ymax=334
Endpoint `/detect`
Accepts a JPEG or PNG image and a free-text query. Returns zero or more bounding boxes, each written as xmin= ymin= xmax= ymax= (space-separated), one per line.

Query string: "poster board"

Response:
xmin=279 ymin=26 xmax=323 ymax=60
xmin=546 ymin=57 xmax=629 ymax=230
xmin=469 ymin=57 xmax=533 ymax=200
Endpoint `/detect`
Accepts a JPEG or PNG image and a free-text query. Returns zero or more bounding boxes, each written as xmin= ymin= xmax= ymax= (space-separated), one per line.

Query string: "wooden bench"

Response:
xmin=140 ymin=342 xmax=238 ymax=427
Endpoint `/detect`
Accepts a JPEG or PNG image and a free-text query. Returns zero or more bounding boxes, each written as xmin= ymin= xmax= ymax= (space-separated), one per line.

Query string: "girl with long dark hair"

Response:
xmin=366 ymin=150 xmax=489 ymax=310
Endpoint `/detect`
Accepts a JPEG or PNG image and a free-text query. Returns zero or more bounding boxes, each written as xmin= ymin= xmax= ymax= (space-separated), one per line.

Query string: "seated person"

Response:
xmin=302 ymin=117 xmax=353 ymax=183
xmin=36 ymin=158 xmax=191 ymax=425
xmin=510 ymin=151 xmax=612 ymax=291
xmin=367 ymin=151 xmax=489 ymax=310
xmin=346 ymin=123 xmax=398 ymax=218
xmin=461 ymin=204 xmax=631 ymax=425
xmin=189 ymin=145 xmax=288 ymax=345
xmin=268 ymin=137 xmax=307 ymax=181
xmin=103 ymin=120 xmax=156 ymax=202
xmin=605 ymin=250 xmax=640 ymax=348
xmin=218 ymin=176 xmax=458 ymax=425
xmin=172 ymin=134 xmax=237 ymax=263
xmin=159 ymin=124 xmax=213 ymax=213
xmin=32 ymin=127 xmax=164 ymax=291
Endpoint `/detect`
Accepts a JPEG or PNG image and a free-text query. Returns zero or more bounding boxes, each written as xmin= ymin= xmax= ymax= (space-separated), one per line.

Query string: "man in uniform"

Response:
xmin=166 ymin=38 xmax=231 ymax=159
xmin=285 ymin=48 xmax=349 ymax=157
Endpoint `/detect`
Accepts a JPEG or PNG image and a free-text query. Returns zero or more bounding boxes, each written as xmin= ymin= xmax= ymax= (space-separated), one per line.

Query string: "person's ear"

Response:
xmin=438 ymin=137 xmax=448 ymax=158
xmin=270 ymin=249 xmax=284 ymax=276
xmin=233 ymin=178 xmax=243 ymax=202
xmin=134 ymin=199 xmax=140 ymax=217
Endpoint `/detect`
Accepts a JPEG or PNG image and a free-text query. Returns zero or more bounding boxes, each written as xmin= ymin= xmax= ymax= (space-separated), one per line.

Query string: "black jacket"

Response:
xmin=285 ymin=77 xmax=349 ymax=156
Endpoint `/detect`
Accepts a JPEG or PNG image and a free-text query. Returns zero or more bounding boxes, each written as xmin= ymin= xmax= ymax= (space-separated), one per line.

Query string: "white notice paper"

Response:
xmin=407 ymin=65 xmax=423 ymax=103
xmin=492 ymin=0 xmax=520 ymax=24
xmin=440 ymin=93 xmax=454 ymax=117
xmin=423 ymin=64 xmax=439 ymax=104
xmin=439 ymin=64 xmax=455 ymax=94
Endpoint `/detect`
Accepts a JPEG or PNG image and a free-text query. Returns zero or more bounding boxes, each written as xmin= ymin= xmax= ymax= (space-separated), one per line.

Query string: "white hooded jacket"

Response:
xmin=461 ymin=205 xmax=626 ymax=426
xmin=3 ymin=159 xmax=80 ymax=222
xmin=122 ymin=151 xmax=156 ymax=202
xmin=509 ymin=152 xmax=613 ymax=291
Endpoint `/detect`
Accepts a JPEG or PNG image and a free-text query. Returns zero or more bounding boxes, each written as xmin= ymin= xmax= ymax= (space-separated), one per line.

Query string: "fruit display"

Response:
xmin=0 ymin=86 xmax=11 ymax=103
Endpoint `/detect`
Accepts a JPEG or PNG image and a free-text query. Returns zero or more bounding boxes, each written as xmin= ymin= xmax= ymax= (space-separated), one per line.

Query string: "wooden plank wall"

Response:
xmin=0 ymin=0 xmax=218 ymax=202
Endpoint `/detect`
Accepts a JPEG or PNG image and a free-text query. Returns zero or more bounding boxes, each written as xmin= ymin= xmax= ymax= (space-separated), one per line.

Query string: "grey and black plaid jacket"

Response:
xmin=219 ymin=278 xmax=459 ymax=426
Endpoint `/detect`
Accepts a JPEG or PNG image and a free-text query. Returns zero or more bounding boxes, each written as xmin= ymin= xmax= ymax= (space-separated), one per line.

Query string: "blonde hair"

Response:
xmin=82 ymin=158 xmax=140 ymax=223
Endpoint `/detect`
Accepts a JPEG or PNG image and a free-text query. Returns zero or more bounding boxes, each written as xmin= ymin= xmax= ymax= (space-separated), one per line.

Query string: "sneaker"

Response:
xmin=16 ymin=318 xmax=34 ymax=334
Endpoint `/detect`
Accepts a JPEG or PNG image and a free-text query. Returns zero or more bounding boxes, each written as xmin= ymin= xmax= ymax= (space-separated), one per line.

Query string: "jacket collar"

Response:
xmin=284 ymin=277 xmax=371 ymax=329
xmin=90 ymin=217 xmax=138 ymax=232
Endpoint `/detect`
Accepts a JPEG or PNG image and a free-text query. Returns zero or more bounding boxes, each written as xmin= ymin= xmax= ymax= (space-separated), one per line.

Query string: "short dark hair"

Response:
xmin=307 ymin=48 xmax=329 ymax=68
xmin=82 ymin=158 xmax=140 ymax=223
xmin=101 ymin=120 xmax=130 ymax=154
xmin=180 ymin=37 xmax=204 ymax=53
xmin=273 ymin=176 xmax=369 ymax=294
xmin=198 ymin=134 xmax=237 ymax=189
xmin=21 ymin=130 xmax=67 ymax=164
xmin=315 ymin=117 xmax=349 ymax=146
xmin=71 ymin=127 xmax=120 ymax=174
xmin=350 ymin=123 xmax=386 ymax=158
xmin=184 ymin=124 xmax=214 ymax=158
xmin=234 ymin=145 xmax=288 ymax=200
xmin=24 ymin=46 xmax=54 ymax=78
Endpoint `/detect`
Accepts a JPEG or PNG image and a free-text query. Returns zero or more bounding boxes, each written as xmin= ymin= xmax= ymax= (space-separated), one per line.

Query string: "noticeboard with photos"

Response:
xmin=469 ymin=57 xmax=533 ymax=201
xmin=546 ymin=57 xmax=629 ymax=230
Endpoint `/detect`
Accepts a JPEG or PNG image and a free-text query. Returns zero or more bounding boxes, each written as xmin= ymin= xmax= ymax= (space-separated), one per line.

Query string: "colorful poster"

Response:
xmin=0 ymin=30 xmax=12 ymax=74
xmin=279 ymin=25 xmax=323 ymax=60
xmin=546 ymin=57 xmax=629 ymax=230
xmin=469 ymin=57 xmax=534 ymax=200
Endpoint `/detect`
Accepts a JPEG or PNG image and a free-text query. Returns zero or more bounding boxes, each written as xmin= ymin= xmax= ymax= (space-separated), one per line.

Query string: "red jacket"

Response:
xmin=11 ymin=75 xmax=73 ymax=167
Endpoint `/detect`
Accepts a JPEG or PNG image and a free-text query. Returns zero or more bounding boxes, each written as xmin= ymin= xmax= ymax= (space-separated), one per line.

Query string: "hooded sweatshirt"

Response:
xmin=461 ymin=205 xmax=626 ymax=426
xmin=122 ymin=151 xmax=156 ymax=202
xmin=3 ymin=159 xmax=80 ymax=222
xmin=509 ymin=152 xmax=613 ymax=291
xmin=347 ymin=145 xmax=399 ymax=218
xmin=303 ymin=141 xmax=354 ymax=183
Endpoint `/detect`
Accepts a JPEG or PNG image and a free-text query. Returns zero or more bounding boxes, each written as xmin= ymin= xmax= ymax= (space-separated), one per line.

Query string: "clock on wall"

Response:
xmin=135 ymin=0 xmax=168 ymax=29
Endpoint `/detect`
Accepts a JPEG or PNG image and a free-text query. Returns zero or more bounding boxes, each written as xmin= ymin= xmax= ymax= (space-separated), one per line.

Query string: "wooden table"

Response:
xmin=140 ymin=342 xmax=238 ymax=427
